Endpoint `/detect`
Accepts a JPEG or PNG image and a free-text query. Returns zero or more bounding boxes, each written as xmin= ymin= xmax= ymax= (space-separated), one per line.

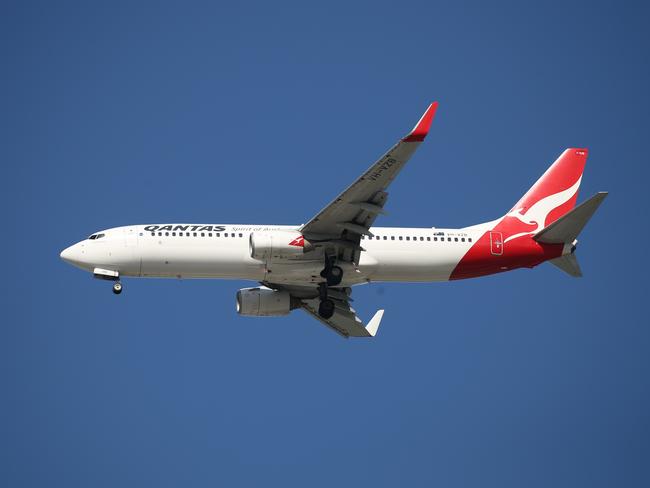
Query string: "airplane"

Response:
xmin=60 ymin=102 xmax=607 ymax=338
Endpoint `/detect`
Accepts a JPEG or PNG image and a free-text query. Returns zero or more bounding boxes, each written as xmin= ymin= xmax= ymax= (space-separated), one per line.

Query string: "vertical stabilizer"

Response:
xmin=508 ymin=148 xmax=588 ymax=228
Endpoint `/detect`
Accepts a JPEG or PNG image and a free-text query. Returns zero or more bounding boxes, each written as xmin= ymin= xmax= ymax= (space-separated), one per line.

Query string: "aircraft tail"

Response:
xmin=508 ymin=148 xmax=588 ymax=228
xmin=534 ymin=191 xmax=608 ymax=278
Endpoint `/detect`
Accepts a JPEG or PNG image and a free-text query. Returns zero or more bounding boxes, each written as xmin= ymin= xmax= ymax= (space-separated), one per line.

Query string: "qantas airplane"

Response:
xmin=60 ymin=102 xmax=607 ymax=338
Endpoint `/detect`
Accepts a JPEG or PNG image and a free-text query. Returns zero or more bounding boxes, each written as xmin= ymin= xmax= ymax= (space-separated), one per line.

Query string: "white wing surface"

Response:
xmin=301 ymin=297 xmax=384 ymax=338
xmin=299 ymin=102 xmax=438 ymax=264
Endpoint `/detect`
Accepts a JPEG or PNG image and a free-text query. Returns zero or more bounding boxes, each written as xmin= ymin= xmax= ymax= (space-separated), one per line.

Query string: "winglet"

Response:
xmin=365 ymin=309 xmax=384 ymax=337
xmin=403 ymin=102 xmax=438 ymax=142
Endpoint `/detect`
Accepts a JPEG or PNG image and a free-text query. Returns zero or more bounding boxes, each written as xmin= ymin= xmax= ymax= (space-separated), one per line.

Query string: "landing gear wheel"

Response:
xmin=112 ymin=282 xmax=122 ymax=295
xmin=320 ymin=255 xmax=343 ymax=286
xmin=318 ymin=299 xmax=335 ymax=319
xmin=327 ymin=265 xmax=343 ymax=286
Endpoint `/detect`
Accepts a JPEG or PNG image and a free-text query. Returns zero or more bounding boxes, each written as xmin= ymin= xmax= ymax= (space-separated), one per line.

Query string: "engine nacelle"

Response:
xmin=236 ymin=286 xmax=292 ymax=316
xmin=249 ymin=231 xmax=312 ymax=261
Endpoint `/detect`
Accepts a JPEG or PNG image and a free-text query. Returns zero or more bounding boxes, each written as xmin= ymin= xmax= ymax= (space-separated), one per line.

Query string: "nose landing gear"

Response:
xmin=112 ymin=282 xmax=123 ymax=295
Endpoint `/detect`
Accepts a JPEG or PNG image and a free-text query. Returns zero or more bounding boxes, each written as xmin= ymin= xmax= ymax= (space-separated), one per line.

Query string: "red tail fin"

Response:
xmin=509 ymin=148 xmax=588 ymax=228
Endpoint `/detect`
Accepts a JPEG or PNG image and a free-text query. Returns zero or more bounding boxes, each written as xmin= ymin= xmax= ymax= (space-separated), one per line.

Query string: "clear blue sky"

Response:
xmin=2 ymin=1 xmax=649 ymax=486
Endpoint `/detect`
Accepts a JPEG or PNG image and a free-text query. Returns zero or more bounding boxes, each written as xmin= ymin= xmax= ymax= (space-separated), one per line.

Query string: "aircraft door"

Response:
xmin=490 ymin=231 xmax=503 ymax=256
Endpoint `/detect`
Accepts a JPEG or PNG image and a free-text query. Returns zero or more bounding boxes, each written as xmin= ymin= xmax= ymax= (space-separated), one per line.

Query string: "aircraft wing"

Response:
xmin=301 ymin=297 xmax=384 ymax=338
xmin=267 ymin=283 xmax=384 ymax=338
xmin=299 ymin=102 xmax=438 ymax=263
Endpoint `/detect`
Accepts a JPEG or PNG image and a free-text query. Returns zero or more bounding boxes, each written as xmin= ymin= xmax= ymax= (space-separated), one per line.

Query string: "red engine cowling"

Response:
xmin=236 ymin=286 xmax=292 ymax=316
xmin=249 ymin=231 xmax=312 ymax=260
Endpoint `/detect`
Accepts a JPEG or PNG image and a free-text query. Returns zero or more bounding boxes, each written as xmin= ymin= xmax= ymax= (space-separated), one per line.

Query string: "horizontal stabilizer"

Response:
xmin=549 ymin=253 xmax=583 ymax=278
xmin=534 ymin=192 xmax=608 ymax=244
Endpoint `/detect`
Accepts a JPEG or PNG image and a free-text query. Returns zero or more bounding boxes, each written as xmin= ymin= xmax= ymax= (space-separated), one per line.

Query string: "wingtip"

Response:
xmin=403 ymin=102 xmax=438 ymax=142
xmin=365 ymin=309 xmax=384 ymax=337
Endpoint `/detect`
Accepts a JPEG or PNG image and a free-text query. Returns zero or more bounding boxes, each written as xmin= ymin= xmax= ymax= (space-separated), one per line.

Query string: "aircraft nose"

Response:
xmin=60 ymin=244 xmax=85 ymax=266
xmin=60 ymin=242 xmax=95 ymax=271
xmin=60 ymin=245 xmax=75 ymax=263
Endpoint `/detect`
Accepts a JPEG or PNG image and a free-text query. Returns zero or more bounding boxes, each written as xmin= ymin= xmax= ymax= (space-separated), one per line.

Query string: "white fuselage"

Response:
xmin=60 ymin=223 xmax=492 ymax=287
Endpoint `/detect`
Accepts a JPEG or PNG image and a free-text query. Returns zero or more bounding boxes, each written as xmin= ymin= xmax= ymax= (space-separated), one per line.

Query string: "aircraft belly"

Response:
xmin=263 ymin=258 xmax=369 ymax=286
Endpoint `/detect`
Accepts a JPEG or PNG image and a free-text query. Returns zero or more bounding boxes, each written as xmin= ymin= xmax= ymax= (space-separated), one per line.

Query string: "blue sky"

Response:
xmin=2 ymin=1 xmax=649 ymax=486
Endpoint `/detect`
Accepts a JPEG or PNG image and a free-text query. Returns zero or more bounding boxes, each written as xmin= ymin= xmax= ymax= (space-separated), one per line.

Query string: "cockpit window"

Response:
xmin=88 ymin=233 xmax=105 ymax=240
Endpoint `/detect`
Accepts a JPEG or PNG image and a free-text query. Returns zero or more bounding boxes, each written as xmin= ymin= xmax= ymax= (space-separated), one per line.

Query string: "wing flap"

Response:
xmin=301 ymin=298 xmax=384 ymax=338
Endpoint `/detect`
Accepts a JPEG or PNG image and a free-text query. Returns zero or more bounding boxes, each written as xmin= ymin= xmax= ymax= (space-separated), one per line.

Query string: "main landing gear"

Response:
xmin=112 ymin=282 xmax=123 ymax=295
xmin=317 ymin=254 xmax=343 ymax=319
xmin=320 ymin=255 xmax=343 ymax=286
xmin=318 ymin=283 xmax=335 ymax=319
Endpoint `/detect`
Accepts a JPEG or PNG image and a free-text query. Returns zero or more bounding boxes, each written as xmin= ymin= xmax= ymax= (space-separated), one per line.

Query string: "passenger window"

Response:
xmin=468 ymin=238 xmax=473 ymax=242
xmin=413 ymin=236 xmax=417 ymax=241
xmin=165 ymin=232 xmax=169 ymax=236
xmin=454 ymin=237 xmax=458 ymax=242
xmin=383 ymin=236 xmax=387 ymax=240
xmin=434 ymin=237 xmax=437 ymax=241
xmin=406 ymin=236 xmax=410 ymax=241
xmin=193 ymin=232 xmax=197 ymax=237
xmin=239 ymin=233 xmax=243 ymax=238
xmin=151 ymin=232 xmax=155 ymax=236
xmin=427 ymin=237 xmax=431 ymax=241
xmin=209 ymin=233 xmax=212 ymax=237
xmin=216 ymin=233 xmax=220 ymax=237
xmin=447 ymin=237 xmax=451 ymax=242
xmin=158 ymin=232 xmax=162 ymax=236
xmin=391 ymin=236 xmax=395 ymax=240
xmin=461 ymin=238 xmax=465 ymax=242
xmin=399 ymin=236 xmax=403 ymax=240
xmin=201 ymin=233 xmax=205 ymax=237
xmin=420 ymin=237 xmax=424 ymax=241
xmin=172 ymin=232 xmax=176 ymax=236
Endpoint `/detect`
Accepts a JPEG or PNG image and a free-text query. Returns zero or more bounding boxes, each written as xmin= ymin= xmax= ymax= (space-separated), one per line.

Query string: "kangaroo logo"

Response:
xmin=288 ymin=235 xmax=305 ymax=247
xmin=502 ymin=176 xmax=582 ymax=243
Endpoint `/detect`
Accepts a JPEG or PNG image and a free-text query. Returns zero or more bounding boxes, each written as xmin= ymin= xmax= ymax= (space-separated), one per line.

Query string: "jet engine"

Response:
xmin=236 ymin=286 xmax=296 ymax=316
xmin=249 ymin=231 xmax=312 ymax=260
